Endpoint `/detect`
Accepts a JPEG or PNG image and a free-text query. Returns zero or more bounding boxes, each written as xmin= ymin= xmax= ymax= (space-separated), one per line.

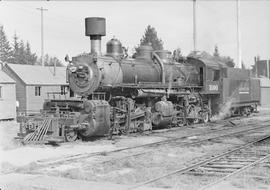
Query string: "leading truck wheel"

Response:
xmin=65 ymin=130 xmax=78 ymax=142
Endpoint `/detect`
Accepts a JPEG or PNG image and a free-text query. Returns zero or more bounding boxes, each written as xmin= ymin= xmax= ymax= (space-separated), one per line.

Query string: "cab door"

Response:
xmin=204 ymin=68 xmax=220 ymax=94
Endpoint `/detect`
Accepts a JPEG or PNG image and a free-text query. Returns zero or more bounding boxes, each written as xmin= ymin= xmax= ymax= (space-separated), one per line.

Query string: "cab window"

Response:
xmin=213 ymin=70 xmax=220 ymax=81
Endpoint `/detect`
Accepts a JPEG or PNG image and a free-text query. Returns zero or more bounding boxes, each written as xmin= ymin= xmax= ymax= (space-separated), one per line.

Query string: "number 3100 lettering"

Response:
xmin=209 ymin=85 xmax=218 ymax=91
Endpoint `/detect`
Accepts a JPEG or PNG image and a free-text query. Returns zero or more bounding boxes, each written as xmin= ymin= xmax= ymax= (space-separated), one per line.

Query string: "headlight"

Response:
xmin=69 ymin=66 xmax=77 ymax=72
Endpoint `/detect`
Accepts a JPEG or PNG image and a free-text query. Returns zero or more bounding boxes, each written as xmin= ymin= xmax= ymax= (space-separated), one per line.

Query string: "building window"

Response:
xmin=61 ymin=86 xmax=67 ymax=95
xmin=35 ymin=86 xmax=41 ymax=96
xmin=0 ymin=86 xmax=2 ymax=98
xmin=70 ymin=88 xmax=74 ymax=97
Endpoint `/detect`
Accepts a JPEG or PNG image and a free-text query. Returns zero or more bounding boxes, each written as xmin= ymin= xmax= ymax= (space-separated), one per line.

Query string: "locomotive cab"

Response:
xmin=187 ymin=52 xmax=226 ymax=94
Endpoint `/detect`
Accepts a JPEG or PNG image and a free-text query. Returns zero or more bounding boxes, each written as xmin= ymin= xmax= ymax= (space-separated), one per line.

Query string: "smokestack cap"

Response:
xmin=85 ymin=17 xmax=106 ymax=37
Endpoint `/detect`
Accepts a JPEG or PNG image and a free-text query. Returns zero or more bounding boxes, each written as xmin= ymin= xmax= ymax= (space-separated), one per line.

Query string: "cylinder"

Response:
xmin=78 ymin=100 xmax=110 ymax=137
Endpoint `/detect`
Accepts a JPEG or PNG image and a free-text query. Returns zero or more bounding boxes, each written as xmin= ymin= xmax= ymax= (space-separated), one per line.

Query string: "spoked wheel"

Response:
xmin=193 ymin=118 xmax=200 ymax=124
xmin=65 ymin=130 xmax=78 ymax=142
xmin=187 ymin=105 xmax=200 ymax=124
xmin=240 ymin=107 xmax=249 ymax=117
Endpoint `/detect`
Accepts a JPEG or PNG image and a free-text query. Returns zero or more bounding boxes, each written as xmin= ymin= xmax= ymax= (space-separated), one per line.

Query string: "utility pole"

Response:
xmin=37 ymin=7 xmax=48 ymax=66
xmin=53 ymin=59 xmax=56 ymax=76
xmin=193 ymin=0 xmax=197 ymax=53
xmin=236 ymin=0 xmax=241 ymax=68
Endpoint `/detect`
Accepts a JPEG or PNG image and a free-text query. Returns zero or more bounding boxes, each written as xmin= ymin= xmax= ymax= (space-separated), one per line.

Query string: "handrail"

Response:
xmin=152 ymin=51 xmax=165 ymax=84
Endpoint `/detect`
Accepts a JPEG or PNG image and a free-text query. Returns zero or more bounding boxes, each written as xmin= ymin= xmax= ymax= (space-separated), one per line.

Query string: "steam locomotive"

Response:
xmin=18 ymin=17 xmax=260 ymax=142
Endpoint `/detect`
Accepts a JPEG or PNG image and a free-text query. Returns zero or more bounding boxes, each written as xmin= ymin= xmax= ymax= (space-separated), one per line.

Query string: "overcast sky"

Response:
xmin=0 ymin=0 xmax=269 ymax=68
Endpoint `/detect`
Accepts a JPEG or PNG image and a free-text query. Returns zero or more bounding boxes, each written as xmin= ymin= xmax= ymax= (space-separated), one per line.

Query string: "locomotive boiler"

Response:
xmin=17 ymin=17 xmax=260 ymax=143
xmin=67 ymin=17 xmax=195 ymax=97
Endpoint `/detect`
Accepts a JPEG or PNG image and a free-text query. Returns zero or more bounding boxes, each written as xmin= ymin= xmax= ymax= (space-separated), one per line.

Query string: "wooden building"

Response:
xmin=252 ymin=58 xmax=270 ymax=106
xmin=3 ymin=63 xmax=74 ymax=114
xmin=255 ymin=59 xmax=270 ymax=78
xmin=0 ymin=70 xmax=16 ymax=120
xmin=258 ymin=77 xmax=270 ymax=106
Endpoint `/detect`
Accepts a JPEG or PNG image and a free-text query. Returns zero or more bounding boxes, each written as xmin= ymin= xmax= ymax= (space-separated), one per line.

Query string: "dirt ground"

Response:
xmin=1 ymin=106 xmax=270 ymax=190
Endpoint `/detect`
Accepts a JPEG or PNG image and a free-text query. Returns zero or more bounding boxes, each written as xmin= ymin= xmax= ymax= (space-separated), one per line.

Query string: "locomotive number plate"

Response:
xmin=209 ymin=84 xmax=218 ymax=91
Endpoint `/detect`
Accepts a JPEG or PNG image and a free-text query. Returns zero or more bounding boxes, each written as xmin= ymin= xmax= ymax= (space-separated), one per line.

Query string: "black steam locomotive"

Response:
xmin=18 ymin=17 xmax=260 ymax=143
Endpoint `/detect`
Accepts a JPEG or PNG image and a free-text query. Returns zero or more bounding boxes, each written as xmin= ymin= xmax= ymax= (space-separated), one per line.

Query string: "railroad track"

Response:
xmin=17 ymin=119 xmax=267 ymax=176
xmin=2 ymin=118 xmax=269 ymax=176
xmin=34 ymin=120 xmax=270 ymax=166
xmin=128 ymin=134 xmax=270 ymax=190
xmin=96 ymin=121 xmax=270 ymax=166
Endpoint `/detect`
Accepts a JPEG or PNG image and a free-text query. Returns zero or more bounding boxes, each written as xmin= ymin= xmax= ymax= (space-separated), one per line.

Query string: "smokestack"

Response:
xmin=85 ymin=17 xmax=106 ymax=55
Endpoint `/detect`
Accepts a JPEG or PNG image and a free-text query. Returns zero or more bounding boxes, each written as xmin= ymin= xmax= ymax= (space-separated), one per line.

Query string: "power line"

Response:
xmin=36 ymin=7 xmax=48 ymax=66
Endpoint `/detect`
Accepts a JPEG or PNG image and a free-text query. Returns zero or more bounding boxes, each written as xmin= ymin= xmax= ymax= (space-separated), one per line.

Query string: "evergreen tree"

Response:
xmin=223 ymin=56 xmax=235 ymax=68
xmin=0 ymin=25 xmax=13 ymax=63
xmin=137 ymin=25 xmax=164 ymax=51
xmin=212 ymin=45 xmax=235 ymax=67
xmin=36 ymin=54 xmax=63 ymax=67
xmin=213 ymin=45 xmax=219 ymax=57
xmin=44 ymin=54 xmax=50 ymax=66
xmin=48 ymin=56 xmax=63 ymax=67
xmin=10 ymin=34 xmax=37 ymax=65
xmin=1 ymin=25 xmax=62 ymax=66
xmin=25 ymin=42 xmax=37 ymax=65
xmin=25 ymin=42 xmax=32 ymax=64
xmin=11 ymin=33 xmax=20 ymax=64
xmin=18 ymin=40 xmax=26 ymax=64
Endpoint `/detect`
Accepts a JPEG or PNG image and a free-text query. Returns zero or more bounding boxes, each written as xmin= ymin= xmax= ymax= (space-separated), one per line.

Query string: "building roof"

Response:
xmin=0 ymin=70 xmax=15 ymax=84
xmin=5 ymin=64 xmax=67 ymax=85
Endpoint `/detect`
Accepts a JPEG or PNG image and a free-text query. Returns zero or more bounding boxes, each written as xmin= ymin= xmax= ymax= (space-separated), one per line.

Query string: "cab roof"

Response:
xmin=187 ymin=51 xmax=228 ymax=69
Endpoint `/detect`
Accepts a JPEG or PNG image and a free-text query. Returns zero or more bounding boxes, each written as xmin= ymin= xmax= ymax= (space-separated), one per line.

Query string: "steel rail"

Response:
xmin=198 ymin=153 xmax=270 ymax=190
xmin=36 ymin=121 xmax=270 ymax=167
xmin=128 ymin=134 xmax=270 ymax=189
xmin=95 ymin=123 xmax=270 ymax=165
xmin=2 ymin=119 xmax=269 ymax=177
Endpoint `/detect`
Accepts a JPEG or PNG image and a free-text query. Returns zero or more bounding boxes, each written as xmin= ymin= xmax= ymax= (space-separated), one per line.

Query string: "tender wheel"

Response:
xmin=65 ymin=130 xmax=78 ymax=142
xmin=193 ymin=118 xmax=200 ymax=124
xmin=201 ymin=112 xmax=210 ymax=123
